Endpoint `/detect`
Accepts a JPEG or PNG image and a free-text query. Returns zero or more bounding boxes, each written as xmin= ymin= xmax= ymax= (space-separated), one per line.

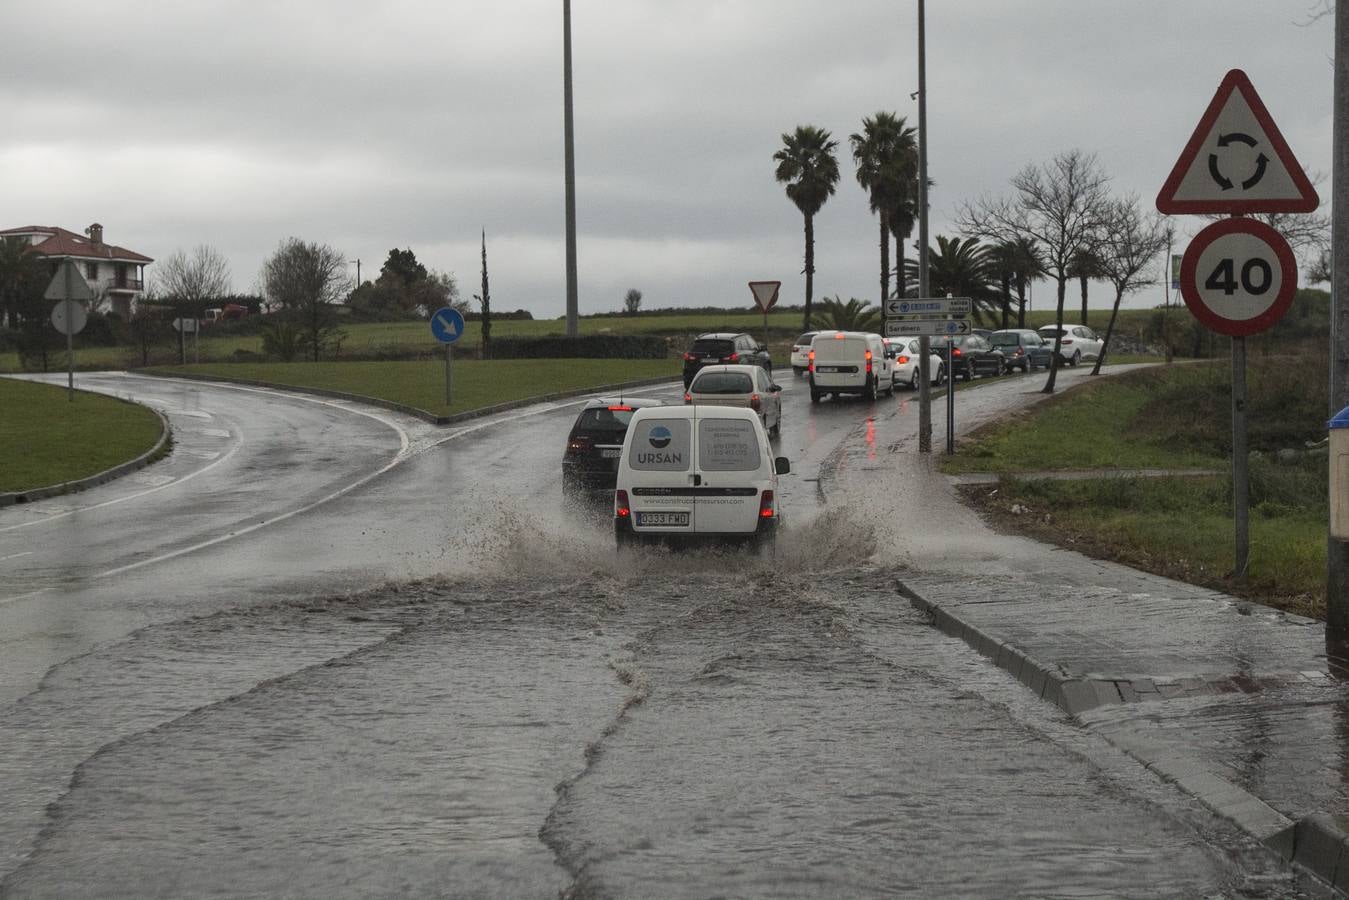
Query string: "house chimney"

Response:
xmin=87 ymin=223 xmax=103 ymax=247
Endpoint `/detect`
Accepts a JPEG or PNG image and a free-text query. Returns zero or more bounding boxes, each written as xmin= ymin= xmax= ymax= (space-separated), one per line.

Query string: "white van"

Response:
xmin=808 ymin=331 xmax=894 ymax=403
xmin=614 ymin=405 xmax=789 ymax=552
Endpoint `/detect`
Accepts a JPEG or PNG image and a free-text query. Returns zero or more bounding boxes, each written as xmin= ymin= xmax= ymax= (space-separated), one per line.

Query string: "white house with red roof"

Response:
xmin=0 ymin=223 xmax=153 ymax=319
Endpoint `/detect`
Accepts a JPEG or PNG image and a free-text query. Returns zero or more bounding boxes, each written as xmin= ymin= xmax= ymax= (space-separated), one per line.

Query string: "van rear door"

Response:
xmin=625 ymin=416 xmax=696 ymax=533
xmin=691 ymin=414 xmax=765 ymax=534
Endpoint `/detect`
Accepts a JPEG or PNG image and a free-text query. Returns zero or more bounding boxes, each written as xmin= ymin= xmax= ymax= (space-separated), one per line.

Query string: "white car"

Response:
xmin=685 ymin=364 xmax=783 ymax=436
xmin=884 ymin=337 xmax=947 ymax=389
xmin=1037 ymin=324 xmax=1104 ymax=366
xmin=614 ymin=405 xmax=790 ymax=553
xmin=789 ymin=331 xmax=819 ymax=376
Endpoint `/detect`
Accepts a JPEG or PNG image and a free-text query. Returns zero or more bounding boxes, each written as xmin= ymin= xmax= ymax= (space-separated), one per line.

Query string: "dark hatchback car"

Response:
xmin=682 ymin=332 xmax=772 ymax=388
xmin=562 ymin=397 xmax=666 ymax=503
xmin=990 ymin=328 xmax=1053 ymax=373
xmin=931 ymin=334 xmax=1006 ymax=380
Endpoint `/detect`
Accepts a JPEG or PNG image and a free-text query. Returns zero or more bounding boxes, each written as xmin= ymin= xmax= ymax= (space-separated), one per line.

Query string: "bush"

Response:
xmin=488 ymin=334 xmax=669 ymax=359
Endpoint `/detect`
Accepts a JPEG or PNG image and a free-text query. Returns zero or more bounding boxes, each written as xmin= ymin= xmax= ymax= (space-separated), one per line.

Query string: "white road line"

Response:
xmin=0 ymin=551 xmax=33 ymax=562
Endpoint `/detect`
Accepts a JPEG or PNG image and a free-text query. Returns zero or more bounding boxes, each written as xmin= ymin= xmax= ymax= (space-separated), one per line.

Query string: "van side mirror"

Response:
xmin=770 ymin=384 xmax=782 ymax=393
xmin=774 ymin=456 xmax=791 ymax=475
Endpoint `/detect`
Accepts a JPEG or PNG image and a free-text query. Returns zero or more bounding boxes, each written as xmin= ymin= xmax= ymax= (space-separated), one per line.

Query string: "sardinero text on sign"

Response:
xmin=884 ymin=318 xmax=970 ymax=337
xmin=884 ymin=296 xmax=971 ymax=317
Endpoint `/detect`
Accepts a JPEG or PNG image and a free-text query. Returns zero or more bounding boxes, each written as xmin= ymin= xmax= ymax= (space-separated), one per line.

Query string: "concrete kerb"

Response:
xmin=0 ymin=397 xmax=172 ymax=508
xmin=894 ymin=578 xmax=1349 ymax=891
xmin=137 ymin=369 xmax=680 ymax=426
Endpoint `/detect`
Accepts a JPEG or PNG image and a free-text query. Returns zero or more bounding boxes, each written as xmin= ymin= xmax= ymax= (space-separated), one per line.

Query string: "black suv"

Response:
xmin=562 ymin=397 xmax=665 ymax=504
xmin=682 ymin=333 xmax=772 ymax=388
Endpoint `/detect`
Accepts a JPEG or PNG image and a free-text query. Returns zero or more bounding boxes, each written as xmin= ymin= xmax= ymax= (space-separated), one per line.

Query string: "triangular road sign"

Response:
xmin=1157 ymin=69 xmax=1319 ymax=214
xmin=748 ymin=280 xmax=780 ymax=313
xmin=43 ymin=259 xmax=96 ymax=302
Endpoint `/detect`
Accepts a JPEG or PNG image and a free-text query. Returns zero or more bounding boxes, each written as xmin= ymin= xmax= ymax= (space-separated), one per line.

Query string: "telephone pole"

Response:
xmin=562 ymin=0 xmax=579 ymax=337
xmin=1329 ymin=4 xmax=1349 ymax=629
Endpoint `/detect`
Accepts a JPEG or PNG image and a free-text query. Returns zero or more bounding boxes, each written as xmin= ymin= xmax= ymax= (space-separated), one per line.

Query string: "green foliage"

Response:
xmin=260 ymin=320 xmax=303 ymax=362
xmin=488 ymin=334 xmax=668 ymax=360
xmin=623 ymin=288 xmax=642 ymax=315
xmin=809 ymin=296 xmax=881 ymax=331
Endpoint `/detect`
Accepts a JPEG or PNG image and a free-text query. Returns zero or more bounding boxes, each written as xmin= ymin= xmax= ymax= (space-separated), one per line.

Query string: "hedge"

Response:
xmin=486 ymin=334 xmax=669 ymax=359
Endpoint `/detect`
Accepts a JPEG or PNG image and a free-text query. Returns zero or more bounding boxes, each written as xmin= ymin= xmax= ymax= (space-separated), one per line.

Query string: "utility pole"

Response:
xmin=562 ymin=0 xmax=579 ymax=337
xmin=1329 ymin=4 xmax=1349 ymax=630
xmin=916 ymin=0 xmax=933 ymax=453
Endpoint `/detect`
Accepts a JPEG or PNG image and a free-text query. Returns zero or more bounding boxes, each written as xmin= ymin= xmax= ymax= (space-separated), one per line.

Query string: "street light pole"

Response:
xmin=916 ymin=0 xmax=933 ymax=453
xmin=1329 ymin=3 xmax=1349 ymax=630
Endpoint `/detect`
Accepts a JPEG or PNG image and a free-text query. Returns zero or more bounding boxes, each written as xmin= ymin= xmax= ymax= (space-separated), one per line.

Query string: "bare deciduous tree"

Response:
xmin=958 ymin=149 xmax=1112 ymax=393
xmin=157 ymin=245 xmax=232 ymax=314
xmin=1091 ymin=197 xmax=1171 ymax=375
xmin=262 ymin=238 xmax=349 ymax=362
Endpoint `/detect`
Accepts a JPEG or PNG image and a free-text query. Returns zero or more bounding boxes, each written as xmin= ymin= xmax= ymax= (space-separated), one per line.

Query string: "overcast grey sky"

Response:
xmin=0 ymin=1 xmax=1333 ymax=317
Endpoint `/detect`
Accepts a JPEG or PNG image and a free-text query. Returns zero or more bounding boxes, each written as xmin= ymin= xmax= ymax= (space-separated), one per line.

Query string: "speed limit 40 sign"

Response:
xmin=1179 ymin=217 xmax=1297 ymax=337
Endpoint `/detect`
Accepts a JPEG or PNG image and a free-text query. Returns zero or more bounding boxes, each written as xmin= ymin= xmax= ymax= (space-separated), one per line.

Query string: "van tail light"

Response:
xmin=865 ymin=349 xmax=873 ymax=374
xmin=608 ymin=405 xmax=633 ymax=412
xmin=615 ymin=489 xmax=631 ymax=518
xmin=898 ymin=355 xmax=910 ymax=365
xmin=566 ymin=436 xmax=592 ymax=455
xmin=724 ymin=352 xmax=739 ymax=362
xmin=683 ymin=392 xmax=692 ymax=403
xmin=749 ymin=393 xmax=761 ymax=411
xmin=759 ymin=490 xmax=775 ymax=519
xmin=807 ymin=349 xmax=814 ymax=373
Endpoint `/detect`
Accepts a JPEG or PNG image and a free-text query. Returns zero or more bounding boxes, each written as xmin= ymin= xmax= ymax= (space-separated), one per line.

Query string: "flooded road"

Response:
xmin=0 ymin=371 xmax=1317 ymax=897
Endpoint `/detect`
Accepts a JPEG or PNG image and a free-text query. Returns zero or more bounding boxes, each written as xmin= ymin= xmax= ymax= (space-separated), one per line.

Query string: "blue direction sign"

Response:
xmin=430 ymin=306 xmax=465 ymax=344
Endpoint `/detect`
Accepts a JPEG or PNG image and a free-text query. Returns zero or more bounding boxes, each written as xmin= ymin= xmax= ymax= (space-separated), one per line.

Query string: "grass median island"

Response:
xmin=0 ymin=378 xmax=164 ymax=493
xmin=144 ymin=358 xmax=679 ymax=418
xmin=944 ymin=352 xmax=1329 ymax=617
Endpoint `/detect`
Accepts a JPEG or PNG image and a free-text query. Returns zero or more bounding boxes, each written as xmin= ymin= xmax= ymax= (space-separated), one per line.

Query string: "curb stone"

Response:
xmin=0 ymin=398 xmax=171 ymax=508
xmin=896 ymin=578 xmax=1349 ymax=894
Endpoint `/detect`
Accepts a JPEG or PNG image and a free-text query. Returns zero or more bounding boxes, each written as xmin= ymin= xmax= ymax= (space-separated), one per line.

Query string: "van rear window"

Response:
xmin=628 ymin=418 xmax=691 ymax=471
xmin=697 ymin=418 xmax=761 ymax=472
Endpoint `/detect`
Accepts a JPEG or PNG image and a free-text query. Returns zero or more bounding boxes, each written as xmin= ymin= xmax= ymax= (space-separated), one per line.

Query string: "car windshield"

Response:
xmin=990 ymin=334 xmax=1020 ymax=347
xmin=692 ymin=372 xmax=754 ymax=394
xmin=691 ymin=339 xmax=735 ymax=357
xmin=573 ymin=406 xmax=636 ymax=439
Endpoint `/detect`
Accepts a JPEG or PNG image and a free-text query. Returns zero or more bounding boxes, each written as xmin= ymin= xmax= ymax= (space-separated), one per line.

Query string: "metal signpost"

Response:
xmin=748 ymin=281 xmax=781 ymax=357
xmin=885 ymin=296 xmax=971 ymax=454
xmin=430 ymin=306 xmax=466 ymax=406
xmin=172 ymin=317 xmax=200 ymax=364
xmin=1157 ymin=68 xmax=1319 ymax=579
xmin=44 ymin=260 xmax=93 ymax=401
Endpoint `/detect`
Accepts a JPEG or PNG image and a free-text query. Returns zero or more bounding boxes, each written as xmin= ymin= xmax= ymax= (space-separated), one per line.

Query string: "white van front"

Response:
xmin=614 ymin=406 xmax=788 ymax=551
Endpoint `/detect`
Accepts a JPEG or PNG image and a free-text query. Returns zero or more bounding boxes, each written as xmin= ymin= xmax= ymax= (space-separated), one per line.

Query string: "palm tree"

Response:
xmin=889 ymin=179 xmax=920 ymax=300
xmin=1068 ymin=247 xmax=1102 ymax=325
xmin=850 ymin=112 xmax=917 ymax=303
xmin=904 ymin=235 xmax=998 ymax=323
xmin=0 ymin=236 xmax=36 ymax=330
xmin=809 ymin=296 xmax=881 ymax=331
xmin=988 ymin=242 xmax=1018 ymax=329
xmin=1008 ymin=237 xmax=1042 ymax=328
xmin=774 ymin=125 xmax=840 ymax=331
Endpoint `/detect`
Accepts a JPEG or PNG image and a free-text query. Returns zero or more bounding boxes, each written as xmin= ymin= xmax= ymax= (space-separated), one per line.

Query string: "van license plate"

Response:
xmin=600 ymin=448 xmax=621 ymax=458
xmin=815 ymin=365 xmax=838 ymax=373
xmin=636 ymin=511 xmax=689 ymax=527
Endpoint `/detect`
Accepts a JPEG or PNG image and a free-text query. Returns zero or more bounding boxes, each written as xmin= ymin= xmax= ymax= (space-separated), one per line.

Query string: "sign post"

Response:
xmin=44 ymin=260 xmax=93 ymax=401
xmin=748 ymin=281 xmax=781 ymax=361
xmin=430 ymin=306 xmax=466 ymax=406
xmin=884 ymin=296 xmax=971 ymax=454
xmin=1157 ymin=68 xmax=1318 ymax=581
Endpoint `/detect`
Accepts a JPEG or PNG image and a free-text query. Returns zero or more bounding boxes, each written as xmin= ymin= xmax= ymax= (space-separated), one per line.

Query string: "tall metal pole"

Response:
xmin=916 ymin=0 xmax=933 ymax=453
xmin=1232 ymin=335 xmax=1249 ymax=578
xmin=63 ymin=267 xmax=74 ymax=401
xmin=1329 ymin=2 xmax=1349 ymax=629
xmin=562 ymin=0 xmax=579 ymax=337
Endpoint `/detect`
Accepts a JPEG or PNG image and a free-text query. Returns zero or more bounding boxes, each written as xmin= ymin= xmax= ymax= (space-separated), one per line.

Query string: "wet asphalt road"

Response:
xmin=0 ymin=369 xmax=1321 ymax=897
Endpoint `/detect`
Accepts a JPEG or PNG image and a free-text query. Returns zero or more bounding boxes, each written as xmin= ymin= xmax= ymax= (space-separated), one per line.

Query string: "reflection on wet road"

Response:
xmin=0 ymin=370 xmax=1317 ymax=896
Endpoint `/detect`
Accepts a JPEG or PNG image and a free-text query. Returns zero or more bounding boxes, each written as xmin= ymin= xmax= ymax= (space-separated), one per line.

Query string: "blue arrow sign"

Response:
xmin=430 ymin=307 xmax=465 ymax=344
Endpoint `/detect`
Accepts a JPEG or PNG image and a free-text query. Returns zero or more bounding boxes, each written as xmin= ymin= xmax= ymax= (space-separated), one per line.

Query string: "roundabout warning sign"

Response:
xmin=1179 ymin=218 xmax=1297 ymax=338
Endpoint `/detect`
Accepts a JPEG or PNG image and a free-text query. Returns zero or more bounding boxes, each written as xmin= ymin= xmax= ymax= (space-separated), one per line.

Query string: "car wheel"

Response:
xmin=615 ymin=525 xmax=633 ymax=554
xmin=885 ymin=373 xmax=895 ymax=396
xmin=864 ymin=375 xmax=877 ymax=401
xmin=810 ymin=388 xmax=821 ymax=404
xmin=770 ymin=409 xmax=781 ymax=436
xmin=1071 ymin=350 xmax=1081 ymax=367
xmin=962 ymin=366 xmax=972 ymax=382
xmin=909 ymin=369 xmax=920 ymax=390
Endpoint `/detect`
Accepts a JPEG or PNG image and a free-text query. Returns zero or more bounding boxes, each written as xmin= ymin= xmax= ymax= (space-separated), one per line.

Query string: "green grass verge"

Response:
xmin=145 ymin=358 xmax=680 ymax=418
xmin=948 ymin=352 xmax=1329 ymax=617
xmin=0 ymin=378 xmax=163 ymax=493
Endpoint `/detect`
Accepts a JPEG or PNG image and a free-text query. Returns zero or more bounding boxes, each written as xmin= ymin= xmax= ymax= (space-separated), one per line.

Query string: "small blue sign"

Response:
xmin=430 ymin=307 xmax=465 ymax=344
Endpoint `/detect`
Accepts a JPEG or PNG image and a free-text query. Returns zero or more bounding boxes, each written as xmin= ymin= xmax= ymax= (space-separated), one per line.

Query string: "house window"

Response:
xmin=85 ymin=261 xmax=98 ymax=280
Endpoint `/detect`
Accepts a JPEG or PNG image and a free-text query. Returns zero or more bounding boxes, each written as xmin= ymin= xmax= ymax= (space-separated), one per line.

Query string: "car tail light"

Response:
xmin=864 ymin=349 xmax=872 ymax=374
xmin=683 ymin=352 xmax=695 ymax=361
xmin=566 ymin=436 xmax=591 ymax=455
xmin=749 ymin=393 xmax=761 ymax=411
xmin=723 ymin=352 xmax=739 ymax=362
xmin=615 ymin=489 xmax=630 ymax=518
xmin=684 ymin=391 xmax=692 ymax=403
xmin=759 ymin=490 xmax=775 ymax=519
xmin=952 ymin=348 xmax=963 ymax=357
xmin=897 ymin=355 xmax=910 ymax=365
xmin=808 ymin=349 xmax=814 ymax=373
xmin=833 ymin=332 xmax=845 ymax=340
xmin=607 ymin=405 xmax=633 ymax=412
xmin=1062 ymin=339 xmax=1073 ymax=344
